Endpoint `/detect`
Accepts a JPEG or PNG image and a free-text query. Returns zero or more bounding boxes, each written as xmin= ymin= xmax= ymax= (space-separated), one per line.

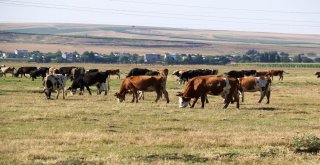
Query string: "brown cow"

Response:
xmin=48 ymin=67 xmax=59 ymax=75
xmin=255 ymin=71 xmax=271 ymax=77
xmin=176 ymin=75 xmax=239 ymax=109
xmin=0 ymin=66 xmax=15 ymax=77
xmin=239 ymin=76 xmax=272 ymax=104
xmin=114 ymin=76 xmax=169 ymax=103
xmin=269 ymin=70 xmax=285 ymax=81
xmin=106 ymin=69 xmax=120 ymax=79
xmin=315 ymin=72 xmax=320 ymax=78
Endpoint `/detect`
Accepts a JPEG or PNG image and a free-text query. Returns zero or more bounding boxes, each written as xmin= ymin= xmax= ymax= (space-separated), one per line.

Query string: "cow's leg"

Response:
xmin=233 ymin=91 xmax=240 ymax=109
xmin=117 ymin=73 xmax=120 ymax=79
xmin=258 ymin=90 xmax=266 ymax=103
xmin=190 ymin=97 xmax=199 ymax=108
xmin=4 ymin=73 xmax=6 ymax=77
xmin=86 ymin=86 xmax=92 ymax=95
xmin=205 ymin=95 xmax=209 ymax=103
xmin=62 ymin=88 xmax=65 ymax=99
xmin=162 ymin=89 xmax=169 ymax=103
xmin=56 ymin=90 xmax=60 ymax=99
xmin=155 ymin=90 xmax=161 ymax=103
xmin=200 ymin=94 xmax=206 ymax=108
xmin=223 ymin=98 xmax=231 ymax=109
xmin=131 ymin=93 xmax=135 ymax=103
xmin=266 ymin=90 xmax=271 ymax=104
xmin=96 ymin=84 xmax=101 ymax=95
xmin=101 ymin=82 xmax=107 ymax=95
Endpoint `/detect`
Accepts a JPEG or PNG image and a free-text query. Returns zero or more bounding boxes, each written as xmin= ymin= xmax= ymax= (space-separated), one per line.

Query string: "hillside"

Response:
xmin=0 ymin=23 xmax=320 ymax=55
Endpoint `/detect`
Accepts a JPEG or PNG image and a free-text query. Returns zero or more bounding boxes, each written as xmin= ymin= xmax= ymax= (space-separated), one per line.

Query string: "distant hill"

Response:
xmin=0 ymin=23 xmax=320 ymax=55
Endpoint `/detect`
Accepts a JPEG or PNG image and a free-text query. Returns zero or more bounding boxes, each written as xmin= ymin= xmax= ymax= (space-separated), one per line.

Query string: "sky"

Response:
xmin=0 ymin=0 xmax=320 ymax=34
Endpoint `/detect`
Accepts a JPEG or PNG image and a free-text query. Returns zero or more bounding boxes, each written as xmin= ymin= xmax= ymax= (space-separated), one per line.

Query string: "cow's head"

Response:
xmin=67 ymin=87 xmax=77 ymax=95
xmin=44 ymin=87 xmax=52 ymax=99
xmin=176 ymin=92 xmax=191 ymax=108
xmin=114 ymin=92 xmax=125 ymax=103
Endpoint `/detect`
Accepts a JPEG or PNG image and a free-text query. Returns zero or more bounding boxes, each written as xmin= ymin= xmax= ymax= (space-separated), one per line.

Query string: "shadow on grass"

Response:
xmin=247 ymin=107 xmax=277 ymax=111
xmin=137 ymin=153 xmax=209 ymax=163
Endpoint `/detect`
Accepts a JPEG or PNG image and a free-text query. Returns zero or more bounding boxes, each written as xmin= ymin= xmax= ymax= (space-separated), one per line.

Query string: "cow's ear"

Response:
xmin=176 ymin=92 xmax=183 ymax=97
xmin=114 ymin=92 xmax=119 ymax=97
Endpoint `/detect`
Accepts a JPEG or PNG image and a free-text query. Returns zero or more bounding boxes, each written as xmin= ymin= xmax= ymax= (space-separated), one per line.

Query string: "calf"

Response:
xmin=14 ymin=67 xmax=37 ymax=78
xmin=269 ymin=70 xmax=285 ymax=81
xmin=30 ymin=67 xmax=49 ymax=81
xmin=106 ymin=69 xmax=120 ymax=79
xmin=0 ymin=66 xmax=15 ymax=77
xmin=43 ymin=74 xmax=67 ymax=99
xmin=315 ymin=72 xmax=320 ymax=78
xmin=176 ymin=75 xmax=239 ymax=109
xmin=114 ymin=76 xmax=169 ymax=103
xmin=68 ymin=72 xmax=109 ymax=95
xmin=239 ymin=76 xmax=272 ymax=104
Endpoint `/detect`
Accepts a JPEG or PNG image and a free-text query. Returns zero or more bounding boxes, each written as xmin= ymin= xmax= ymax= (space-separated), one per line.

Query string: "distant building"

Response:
xmin=2 ymin=52 xmax=16 ymax=58
xmin=62 ymin=52 xmax=79 ymax=62
xmin=114 ymin=52 xmax=131 ymax=57
xmin=144 ymin=53 xmax=162 ymax=63
xmin=164 ymin=53 xmax=181 ymax=60
xmin=15 ymin=50 xmax=29 ymax=57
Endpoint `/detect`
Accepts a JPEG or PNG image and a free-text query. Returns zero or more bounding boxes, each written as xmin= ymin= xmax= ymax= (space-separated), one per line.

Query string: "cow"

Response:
xmin=255 ymin=71 xmax=271 ymax=77
xmin=160 ymin=68 xmax=169 ymax=78
xmin=48 ymin=67 xmax=59 ymax=75
xmin=114 ymin=76 xmax=169 ymax=103
xmin=43 ymin=74 xmax=67 ymax=99
xmin=269 ymin=70 xmax=285 ymax=81
xmin=87 ymin=69 xmax=99 ymax=73
xmin=172 ymin=70 xmax=187 ymax=84
xmin=106 ymin=69 xmax=120 ymax=79
xmin=70 ymin=67 xmax=85 ymax=81
xmin=145 ymin=70 xmax=160 ymax=76
xmin=126 ymin=68 xmax=153 ymax=77
xmin=241 ymin=70 xmax=257 ymax=76
xmin=30 ymin=67 xmax=49 ymax=81
xmin=0 ymin=66 xmax=15 ymax=77
xmin=226 ymin=70 xmax=245 ymax=78
xmin=14 ymin=67 xmax=37 ymax=78
xmin=68 ymin=71 xmax=109 ymax=95
xmin=0 ymin=70 xmax=3 ymax=77
xmin=58 ymin=66 xmax=77 ymax=78
xmin=238 ymin=76 xmax=272 ymax=104
xmin=315 ymin=72 xmax=320 ymax=78
xmin=179 ymin=69 xmax=218 ymax=84
xmin=176 ymin=75 xmax=239 ymax=109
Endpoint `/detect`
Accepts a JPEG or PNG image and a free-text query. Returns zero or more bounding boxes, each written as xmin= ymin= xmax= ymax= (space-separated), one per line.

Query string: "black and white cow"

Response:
xmin=68 ymin=72 xmax=109 ymax=95
xmin=30 ymin=67 xmax=49 ymax=81
xmin=43 ymin=74 xmax=68 ymax=99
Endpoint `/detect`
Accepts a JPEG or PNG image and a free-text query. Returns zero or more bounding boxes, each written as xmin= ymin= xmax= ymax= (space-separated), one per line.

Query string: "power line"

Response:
xmin=2 ymin=0 xmax=320 ymax=24
xmin=0 ymin=0 xmax=320 ymax=28
xmin=107 ymin=0 xmax=320 ymax=15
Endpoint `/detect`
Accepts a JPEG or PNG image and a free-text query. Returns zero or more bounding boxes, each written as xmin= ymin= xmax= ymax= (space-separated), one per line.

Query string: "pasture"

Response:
xmin=0 ymin=63 xmax=320 ymax=164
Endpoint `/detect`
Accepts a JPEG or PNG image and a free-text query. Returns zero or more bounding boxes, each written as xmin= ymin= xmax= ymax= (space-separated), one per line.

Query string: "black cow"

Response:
xmin=14 ymin=67 xmax=37 ymax=78
xmin=70 ymin=67 xmax=85 ymax=81
xmin=58 ymin=66 xmax=77 ymax=78
xmin=179 ymin=69 xmax=218 ymax=84
xmin=30 ymin=67 xmax=49 ymax=81
xmin=87 ymin=69 xmax=99 ymax=73
xmin=226 ymin=70 xmax=245 ymax=78
xmin=126 ymin=68 xmax=152 ymax=77
xmin=241 ymin=70 xmax=257 ymax=76
xmin=68 ymin=72 xmax=109 ymax=95
xmin=145 ymin=71 xmax=160 ymax=76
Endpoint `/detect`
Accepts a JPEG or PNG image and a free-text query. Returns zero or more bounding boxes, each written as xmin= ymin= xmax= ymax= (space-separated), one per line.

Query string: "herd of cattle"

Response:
xmin=0 ymin=65 xmax=319 ymax=109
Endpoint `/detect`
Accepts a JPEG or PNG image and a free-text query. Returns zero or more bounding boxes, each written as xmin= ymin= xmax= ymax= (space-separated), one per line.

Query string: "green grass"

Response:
xmin=0 ymin=64 xmax=319 ymax=164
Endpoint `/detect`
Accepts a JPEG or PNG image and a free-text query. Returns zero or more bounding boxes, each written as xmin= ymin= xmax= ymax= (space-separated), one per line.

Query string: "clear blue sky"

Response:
xmin=0 ymin=0 xmax=319 ymax=34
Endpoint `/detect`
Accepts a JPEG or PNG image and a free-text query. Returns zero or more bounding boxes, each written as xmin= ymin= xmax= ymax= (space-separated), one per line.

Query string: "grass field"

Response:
xmin=0 ymin=63 xmax=320 ymax=164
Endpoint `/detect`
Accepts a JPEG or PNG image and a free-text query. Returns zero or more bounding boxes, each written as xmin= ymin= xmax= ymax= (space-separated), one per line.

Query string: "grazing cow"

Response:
xmin=126 ymin=68 xmax=153 ymax=77
xmin=241 ymin=70 xmax=257 ymax=76
xmin=106 ymin=69 xmax=120 ymax=79
xmin=58 ymin=66 xmax=77 ymax=78
xmin=176 ymin=75 xmax=239 ymax=109
xmin=179 ymin=69 xmax=218 ymax=84
xmin=70 ymin=67 xmax=85 ymax=81
xmin=315 ymin=72 xmax=320 ymax=78
xmin=172 ymin=70 xmax=187 ymax=84
xmin=269 ymin=70 xmax=285 ymax=81
xmin=226 ymin=70 xmax=245 ymax=78
xmin=14 ymin=67 xmax=37 ymax=78
xmin=114 ymin=76 xmax=169 ymax=103
xmin=30 ymin=67 xmax=49 ymax=81
xmin=87 ymin=69 xmax=99 ymax=73
xmin=68 ymin=72 xmax=109 ymax=95
xmin=0 ymin=66 xmax=15 ymax=77
xmin=43 ymin=74 xmax=67 ymax=99
xmin=239 ymin=76 xmax=272 ymax=104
